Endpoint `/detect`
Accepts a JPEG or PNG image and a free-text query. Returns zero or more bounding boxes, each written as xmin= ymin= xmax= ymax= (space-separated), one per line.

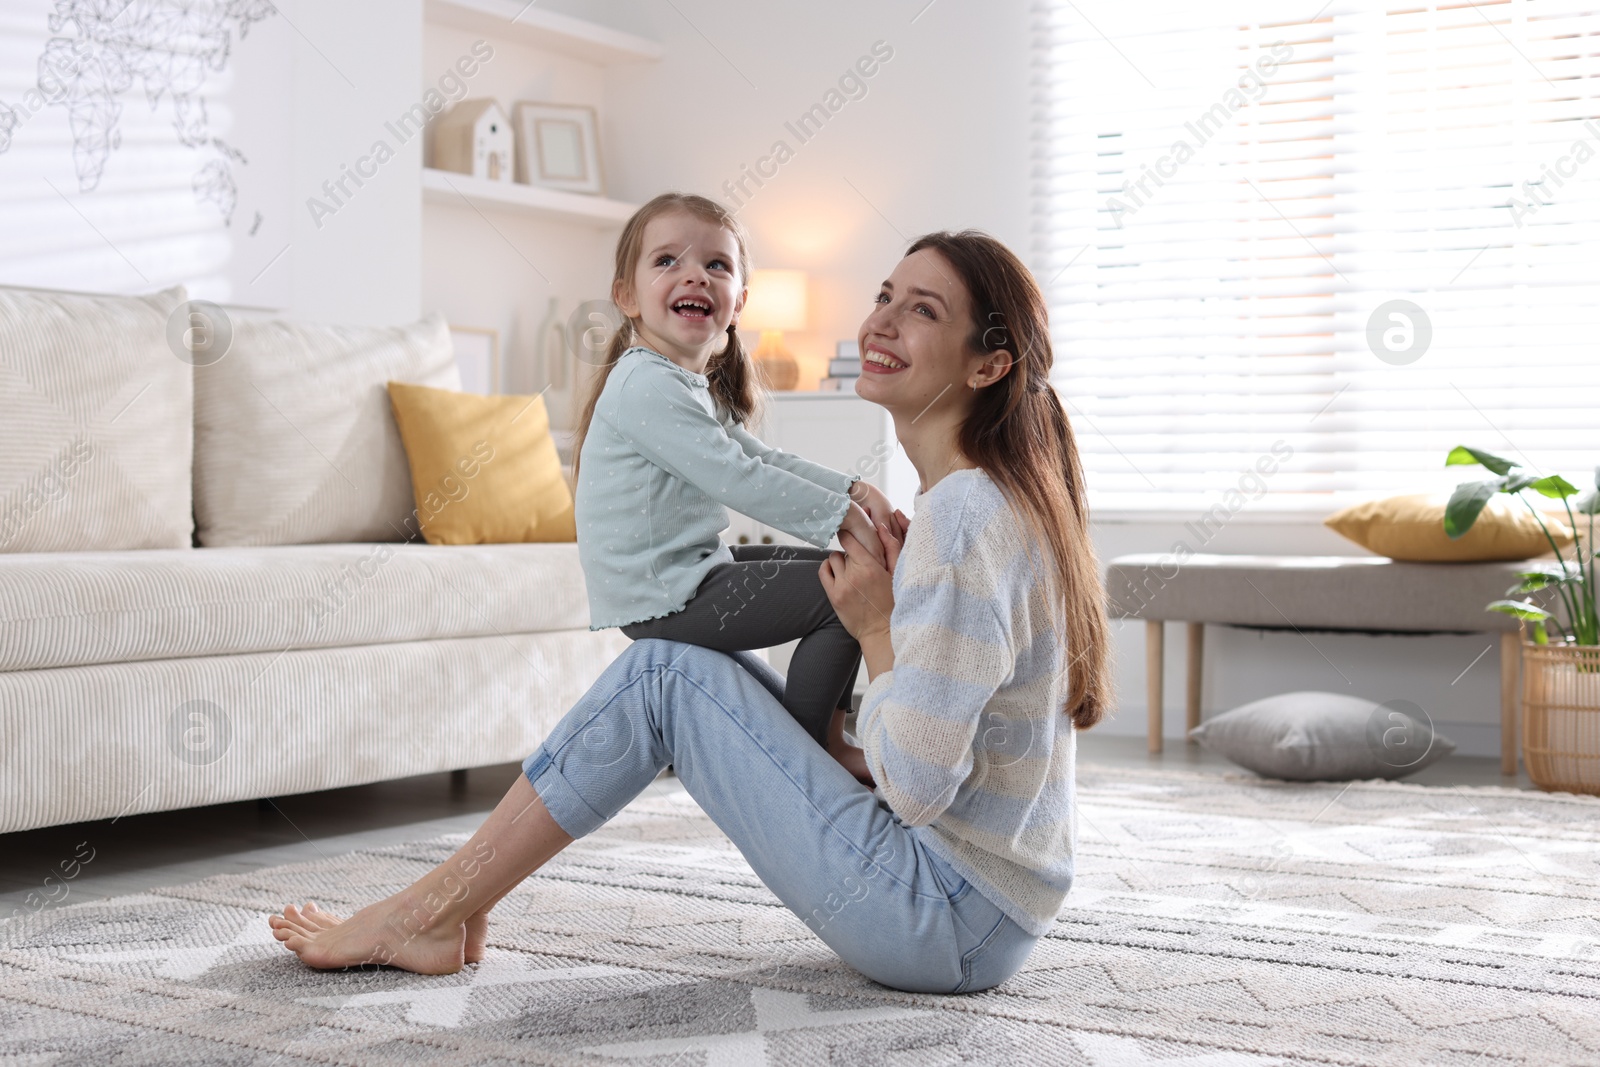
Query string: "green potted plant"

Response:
xmin=1445 ymin=447 xmax=1599 ymax=793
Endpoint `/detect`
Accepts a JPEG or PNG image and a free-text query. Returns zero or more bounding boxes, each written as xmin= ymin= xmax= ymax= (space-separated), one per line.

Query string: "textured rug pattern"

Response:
xmin=2 ymin=765 xmax=1598 ymax=1066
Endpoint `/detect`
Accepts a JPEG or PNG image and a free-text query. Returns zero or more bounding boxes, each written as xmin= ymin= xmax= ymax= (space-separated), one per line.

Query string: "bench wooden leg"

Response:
xmin=1146 ymin=619 xmax=1164 ymax=754
xmin=1500 ymin=631 xmax=1520 ymax=776
xmin=1186 ymin=622 xmax=1204 ymax=741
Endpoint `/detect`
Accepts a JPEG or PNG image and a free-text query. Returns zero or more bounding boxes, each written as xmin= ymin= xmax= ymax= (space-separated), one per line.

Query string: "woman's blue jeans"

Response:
xmin=522 ymin=639 xmax=1040 ymax=994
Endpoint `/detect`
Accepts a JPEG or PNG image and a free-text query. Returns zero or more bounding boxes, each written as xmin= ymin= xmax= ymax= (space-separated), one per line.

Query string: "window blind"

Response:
xmin=1034 ymin=0 xmax=1600 ymax=514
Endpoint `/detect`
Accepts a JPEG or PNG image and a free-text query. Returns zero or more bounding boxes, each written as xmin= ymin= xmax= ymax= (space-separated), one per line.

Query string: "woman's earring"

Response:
xmin=968 ymin=381 xmax=979 ymax=391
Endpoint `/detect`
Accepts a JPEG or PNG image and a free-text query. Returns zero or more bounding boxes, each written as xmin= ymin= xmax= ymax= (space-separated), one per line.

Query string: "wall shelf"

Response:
xmin=422 ymin=167 xmax=638 ymax=225
xmin=424 ymin=0 xmax=663 ymax=64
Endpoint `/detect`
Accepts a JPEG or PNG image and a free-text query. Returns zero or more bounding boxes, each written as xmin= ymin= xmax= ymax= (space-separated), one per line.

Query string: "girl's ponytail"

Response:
xmin=707 ymin=322 xmax=759 ymax=428
xmin=569 ymin=319 xmax=634 ymax=482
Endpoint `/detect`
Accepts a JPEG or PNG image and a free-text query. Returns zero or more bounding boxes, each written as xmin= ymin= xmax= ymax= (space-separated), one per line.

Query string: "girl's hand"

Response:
xmin=839 ymin=502 xmax=887 ymax=567
xmin=820 ymin=523 xmax=902 ymax=642
xmin=849 ymin=481 xmax=896 ymax=534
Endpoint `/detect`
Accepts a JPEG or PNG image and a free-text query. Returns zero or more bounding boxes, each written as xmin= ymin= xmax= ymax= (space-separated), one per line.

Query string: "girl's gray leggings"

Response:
xmin=620 ymin=544 xmax=861 ymax=745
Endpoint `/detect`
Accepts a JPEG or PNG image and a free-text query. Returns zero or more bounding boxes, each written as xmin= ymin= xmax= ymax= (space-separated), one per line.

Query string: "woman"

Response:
xmin=269 ymin=231 xmax=1112 ymax=995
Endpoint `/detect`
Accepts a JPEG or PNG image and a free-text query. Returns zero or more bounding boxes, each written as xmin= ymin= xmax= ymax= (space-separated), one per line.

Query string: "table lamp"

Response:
xmin=739 ymin=269 xmax=807 ymax=390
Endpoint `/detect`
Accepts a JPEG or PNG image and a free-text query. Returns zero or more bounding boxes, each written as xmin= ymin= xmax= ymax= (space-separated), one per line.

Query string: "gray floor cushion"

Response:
xmin=1189 ymin=690 xmax=1455 ymax=781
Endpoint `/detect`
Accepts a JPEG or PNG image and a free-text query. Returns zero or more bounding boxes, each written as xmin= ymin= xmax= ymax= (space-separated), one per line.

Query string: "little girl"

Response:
xmin=572 ymin=192 xmax=896 ymax=777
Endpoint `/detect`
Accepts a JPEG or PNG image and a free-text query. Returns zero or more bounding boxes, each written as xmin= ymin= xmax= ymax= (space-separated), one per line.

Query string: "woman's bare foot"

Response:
xmin=268 ymin=892 xmax=468 ymax=975
xmin=275 ymin=899 xmax=493 ymax=965
xmin=464 ymin=909 xmax=489 ymax=964
xmin=827 ymin=708 xmax=875 ymax=786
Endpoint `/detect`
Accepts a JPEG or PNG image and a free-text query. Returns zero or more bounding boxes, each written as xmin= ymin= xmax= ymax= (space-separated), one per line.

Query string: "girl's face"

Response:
xmin=614 ymin=210 xmax=746 ymax=369
xmin=854 ymin=248 xmax=995 ymax=419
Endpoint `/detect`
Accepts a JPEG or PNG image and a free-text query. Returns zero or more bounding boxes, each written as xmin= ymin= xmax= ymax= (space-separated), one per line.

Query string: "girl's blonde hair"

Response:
xmin=571 ymin=193 xmax=758 ymax=479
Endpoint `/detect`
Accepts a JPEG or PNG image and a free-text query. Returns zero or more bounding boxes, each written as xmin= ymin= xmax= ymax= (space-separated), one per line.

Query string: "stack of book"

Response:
xmin=818 ymin=341 xmax=860 ymax=392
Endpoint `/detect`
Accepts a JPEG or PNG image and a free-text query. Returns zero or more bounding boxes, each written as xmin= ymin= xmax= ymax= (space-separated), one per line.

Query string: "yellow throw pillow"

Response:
xmin=386 ymin=382 xmax=575 ymax=544
xmin=1325 ymin=493 xmax=1573 ymax=562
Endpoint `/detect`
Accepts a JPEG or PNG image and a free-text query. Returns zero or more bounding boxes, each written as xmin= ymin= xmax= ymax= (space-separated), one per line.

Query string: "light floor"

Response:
xmin=0 ymin=733 xmax=1540 ymax=917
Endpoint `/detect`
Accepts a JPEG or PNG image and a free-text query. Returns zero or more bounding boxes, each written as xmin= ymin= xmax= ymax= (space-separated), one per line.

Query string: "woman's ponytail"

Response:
xmin=907 ymin=230 xmax=1113 ymax=731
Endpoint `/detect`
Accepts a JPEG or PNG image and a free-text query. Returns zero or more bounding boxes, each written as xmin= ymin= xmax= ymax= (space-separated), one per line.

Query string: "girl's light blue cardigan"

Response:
xmin=575 ymin=347 xmax=855 ymax=629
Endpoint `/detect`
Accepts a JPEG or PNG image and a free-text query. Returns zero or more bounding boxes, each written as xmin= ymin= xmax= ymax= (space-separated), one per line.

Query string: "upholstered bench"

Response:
xmin=1104 ymin=554 xmax=1532 ymax=773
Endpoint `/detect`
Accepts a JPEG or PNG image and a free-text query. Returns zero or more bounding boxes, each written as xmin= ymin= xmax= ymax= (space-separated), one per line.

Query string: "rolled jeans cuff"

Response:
xmin=523 ymin=747 xmax=612 ymax=839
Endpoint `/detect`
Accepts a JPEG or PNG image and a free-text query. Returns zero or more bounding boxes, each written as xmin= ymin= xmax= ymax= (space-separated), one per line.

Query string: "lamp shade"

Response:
xmin=740 ymin=269 xmax=808 ymax=332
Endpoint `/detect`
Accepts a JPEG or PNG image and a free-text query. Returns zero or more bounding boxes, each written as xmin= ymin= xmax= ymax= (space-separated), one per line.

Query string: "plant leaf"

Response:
xmin=1576 ymin=488 xmax=1600 ymax=516
xmin=1529 ymin=474 xmax=1579 ymax=499
xmin=1487 ymin=599 xmax=1553 ymax=622
xmin=1446 ymin=446 xmax=1516 ymax=475
xmin=1444 ymin=480 xmax=1498 ymax=538
xmin=1508 ymin=570 xmax=1577 ymax=594
xmin=1500 ymin=473 xmax=1538 ymax=494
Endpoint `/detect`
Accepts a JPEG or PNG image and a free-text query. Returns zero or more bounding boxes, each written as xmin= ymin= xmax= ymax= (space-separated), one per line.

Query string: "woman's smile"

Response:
xmin=861 ymin=343 xmax=908 ymax=373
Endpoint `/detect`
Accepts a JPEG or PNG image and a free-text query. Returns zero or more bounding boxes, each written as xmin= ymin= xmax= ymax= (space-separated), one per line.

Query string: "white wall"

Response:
xmin=0 ymin=1 xmax=296 ymax=305
xmin=287 ymin=0 xmax=423 ymax=326
xmin=419 ymin=22 xmax=619 ymax=423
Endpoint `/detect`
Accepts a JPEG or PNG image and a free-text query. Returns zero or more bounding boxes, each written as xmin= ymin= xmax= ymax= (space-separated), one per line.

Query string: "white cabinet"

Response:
xmin=724 ymin=392 xmax=919 ymax=548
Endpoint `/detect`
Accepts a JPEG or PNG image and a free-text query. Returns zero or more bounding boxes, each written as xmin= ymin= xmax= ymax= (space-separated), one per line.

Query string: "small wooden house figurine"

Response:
xmin=433 ymin=99 xmax=513 ymax=182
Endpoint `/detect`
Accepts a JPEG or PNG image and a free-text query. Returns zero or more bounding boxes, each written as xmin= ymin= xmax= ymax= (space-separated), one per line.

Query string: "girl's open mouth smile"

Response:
xmin=670 ymin=297 xmax=713 ymax=320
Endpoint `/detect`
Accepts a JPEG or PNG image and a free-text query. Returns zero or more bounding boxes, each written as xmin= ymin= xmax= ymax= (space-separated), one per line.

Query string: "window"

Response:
xmin=1035 ymin=0 xmax=1600 ymax=513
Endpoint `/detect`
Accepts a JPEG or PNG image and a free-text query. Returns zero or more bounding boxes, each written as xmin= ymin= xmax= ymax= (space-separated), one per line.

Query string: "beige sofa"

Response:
xmin=0 ymin=284 xmax=627 ymax=834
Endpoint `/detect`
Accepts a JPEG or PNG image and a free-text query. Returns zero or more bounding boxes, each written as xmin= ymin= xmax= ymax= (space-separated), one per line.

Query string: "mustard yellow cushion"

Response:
xmin=386 ymin=382 xmax=575 ymax=544
xmin=1325 ymin=493 xmax=1573 ymax=562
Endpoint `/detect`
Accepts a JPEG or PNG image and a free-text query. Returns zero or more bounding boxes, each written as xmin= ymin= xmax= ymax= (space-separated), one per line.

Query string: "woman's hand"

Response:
xmin=819 ymin=522 xmax=903 ymax=643
xmin=838 ymin=502 xmax=887 ymax=567
xmin=850 ymin=481 xmax=897 ymax=535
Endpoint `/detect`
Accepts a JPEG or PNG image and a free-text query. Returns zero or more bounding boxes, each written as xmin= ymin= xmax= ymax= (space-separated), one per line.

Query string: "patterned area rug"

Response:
xmin=2 ymin=765 xmax=1598 ymax=1066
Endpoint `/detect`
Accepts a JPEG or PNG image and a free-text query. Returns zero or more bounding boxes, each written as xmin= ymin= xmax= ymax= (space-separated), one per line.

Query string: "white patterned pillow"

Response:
xmin=0 ymin=285 xmax=193 ymax=552
xmin=194 ymin=312 xmax=460 ymax=546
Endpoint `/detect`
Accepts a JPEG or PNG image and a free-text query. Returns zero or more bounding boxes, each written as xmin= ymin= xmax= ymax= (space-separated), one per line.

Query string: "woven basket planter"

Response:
xmin=1522 ymin=640 xmax=1600 ymax=795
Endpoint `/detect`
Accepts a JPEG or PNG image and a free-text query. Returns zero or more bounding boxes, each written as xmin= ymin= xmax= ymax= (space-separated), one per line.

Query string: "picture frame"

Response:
xmin=449 ymin=325 xmax=500 ymax=395
xmin=513 ymin=102 xmax=604 ymax=196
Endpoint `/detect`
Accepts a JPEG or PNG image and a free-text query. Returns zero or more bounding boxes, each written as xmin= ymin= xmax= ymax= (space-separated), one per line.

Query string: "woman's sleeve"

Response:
xmin=723 ymin=418 xmax=858 ymax=497
xmin=602 ymin=361 xmax=850 ymax=548
xmin=855 ymin=562 xmax=1014 ymax=826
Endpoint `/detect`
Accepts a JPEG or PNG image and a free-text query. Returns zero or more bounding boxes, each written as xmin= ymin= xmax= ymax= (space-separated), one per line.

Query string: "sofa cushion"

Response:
xmin=1189 ymin=691 xmax=1456 ymax=781
xmin=1325 ymin=493 xmax=1572 ymax=562
xmin=0 ymin=284 xmax=193 ymax=552
xmin=193 ymin=312 xmax=459 ymax=547
xmin=386 ymin=382 xmax=576 ymax=544
xmin=0 ymin=542 xmax=592 ymax=673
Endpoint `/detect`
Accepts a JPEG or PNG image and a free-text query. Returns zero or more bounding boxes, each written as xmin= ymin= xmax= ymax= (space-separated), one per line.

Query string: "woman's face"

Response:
xmin=854 ymin=248 xmax=985 ymax=419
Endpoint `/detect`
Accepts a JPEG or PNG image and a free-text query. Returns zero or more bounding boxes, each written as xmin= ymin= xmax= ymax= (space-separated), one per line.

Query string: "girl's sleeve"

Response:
xmin=855 ymin=560 xmax=1014 ymax=827
xmin=602 ymin=360 xmax=850 ymax=548
xmin=722 ymin=417 xmax=859 ymax=496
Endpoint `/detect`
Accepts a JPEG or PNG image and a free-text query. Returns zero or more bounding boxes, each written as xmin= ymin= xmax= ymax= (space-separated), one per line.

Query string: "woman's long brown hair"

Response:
xmin=571 ymin=193 xmax=758 ymax=479
xmin=905 ymin=231 xmax=1112 ymax=730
